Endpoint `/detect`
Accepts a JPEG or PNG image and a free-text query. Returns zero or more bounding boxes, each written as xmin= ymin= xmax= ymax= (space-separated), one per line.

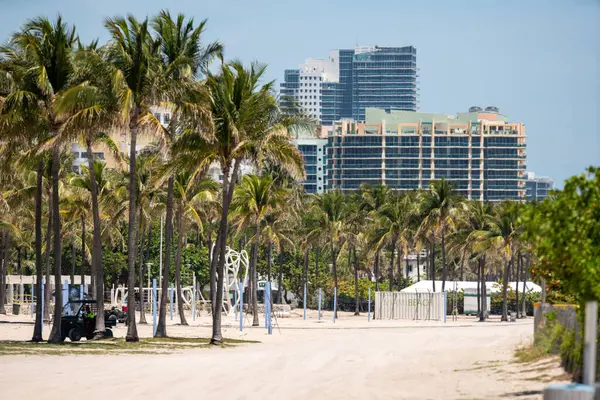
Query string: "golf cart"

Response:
xmin=60 ymin=299 xmax=117 ymax=342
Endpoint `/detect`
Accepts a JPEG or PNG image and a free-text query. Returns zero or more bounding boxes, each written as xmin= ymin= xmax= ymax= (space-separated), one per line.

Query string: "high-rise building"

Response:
xmin=326 ymin=107 xmax=527 ymax=201
xmin=293 ymin=128 xmax=328 ymax=194
xmin=280 ymin=45 xmax=417 ymax=125
xmin=525 ymin=172 xmax=554 ymax=201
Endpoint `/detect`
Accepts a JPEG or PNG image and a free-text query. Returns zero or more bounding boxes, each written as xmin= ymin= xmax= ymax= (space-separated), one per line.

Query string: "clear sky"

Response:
xmin=1 ymin=0 xmax=598 ymax=187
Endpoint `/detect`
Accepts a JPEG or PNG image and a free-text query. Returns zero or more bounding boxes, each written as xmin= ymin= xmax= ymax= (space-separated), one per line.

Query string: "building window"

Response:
xmin=164 ymin=113 xmax=171 ymax=124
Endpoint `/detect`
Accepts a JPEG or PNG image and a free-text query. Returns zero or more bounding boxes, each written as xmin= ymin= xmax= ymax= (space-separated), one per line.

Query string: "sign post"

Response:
xmin=368 ymin=287 xmax=371 ymax=322
xmin=152 ymin=279 xmax=157 ymax=336
xmin=318 ymin=288 xmax=322 ymax=321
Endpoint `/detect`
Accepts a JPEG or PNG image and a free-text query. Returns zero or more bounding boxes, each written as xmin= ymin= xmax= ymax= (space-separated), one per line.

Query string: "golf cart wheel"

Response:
xmin=68 ymin=328 xmax=82 ymax=342
xmin=103 ymin=329 xmax=113 ymax=338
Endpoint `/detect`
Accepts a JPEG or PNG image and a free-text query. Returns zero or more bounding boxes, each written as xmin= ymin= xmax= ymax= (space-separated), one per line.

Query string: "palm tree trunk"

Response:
xmin=175 ymin=201 xmax=188 ymax=326
xmin=211 ymin=161 xmax=238 ymax=344
xmin=460 ymin=249 xmax=466 ymax=282
xmin=480 ymin=255 xmax=487 ymax=322
xmin=331 ymin=239 xmax=338 ymax=319
xmin=389 ymin=243 xmax=395 ymax=291
xmin=353 ymin=246 xmax=359 ymax=315
xmin=374 ymin=251 xmax=379 ymax=291
xmin=397 ymin=247 xmax=402 ymax=287
xmin=441 ymin=224 xmax=447 ymax=293
xmin=416 ymin=251 xmax=420 ymax=282
xmin=476 ymin=257 xmax=481 ymax=316
xmin=304 ymin=247 xmax=309 ymax=309
xmin=0 ymin=233 xmax=7 ymax=314
xmin=501 ymin=251 xmax=512 ymax=322
xmin=404 ymin=250 xmax=409 ymax=281
xmin=80 ymin=215 xmax=86 ymax=296
xmin=137 ymin=211 xmax=147 ymax=324
xmin=209 ymin=228 xmax=220 ymax=314
xmin=32 ymin=159 xmax=44 ymax=342
xmin=86 ymin=145 xmax=105 ymax=338
xmin=125 ymin=117 xmax=140 ymax=342
xmin=430 ymin=238 xmax=436 ymax=292
xmin=515 ymin=250 xmax=521 ymax=318
xmin=156 ymin=175 xmax=174 ymax=337
xmin=315 ymin=247 xmax=319 ymax=283
xmin=70 ymin=244 xmax=75 ymax=285
xmin=278 ymin=249 xmax=284 ymax=304
xmin=48 ymin=146 xmax=64 ymax=343
xmin=44 ymin=195 xmax=52 ymax=322
xmin=251 ymin=222 xmax=261 ymax=327
xmin=267 ymin=242 xmax=272 ymax=316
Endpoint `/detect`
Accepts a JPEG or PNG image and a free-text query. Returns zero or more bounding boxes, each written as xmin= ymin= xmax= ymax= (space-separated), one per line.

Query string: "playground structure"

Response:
xmin=2 ymin=275 xmax=92 ymax=315
xmin=111 ymin=246 xmax=250 ymax=317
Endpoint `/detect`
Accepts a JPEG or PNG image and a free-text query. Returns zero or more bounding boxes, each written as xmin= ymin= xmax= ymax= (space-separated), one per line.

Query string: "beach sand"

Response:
xmin=0 ymin=309 xmax=566 ymax=399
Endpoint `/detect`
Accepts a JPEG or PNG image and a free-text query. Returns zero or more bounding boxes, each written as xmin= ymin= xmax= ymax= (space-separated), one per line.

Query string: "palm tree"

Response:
xmin=173 ymin=170 xmax=218 ymax=325
xmin=454 ymin=201 xmax=495 ymax=321
xmin=174 ymin=61 xmax=306 ymax=343
xmin=103 ymin=14 xmax=159 ymax=342
xmin=133 ymin=152 xmax=164 ymax=324
xmin=0 ymin=15 xmax=78 ymax=343
xmin=420 ymin=179 xmax=462 ymax=292
xmin=485 ymin=202 xmax=520 ymax=321
xmin=231 ymin=174 xmax=288 ymax=326
xmin=371 ymin=192 xmax=412 ymax=290
xmin=309 ymin=190 xmax=347 ymax=319
xmin=150 ymin=10 xmax=222 ymax=337
xmin=359 ymin=184 xmax=390 ymax=290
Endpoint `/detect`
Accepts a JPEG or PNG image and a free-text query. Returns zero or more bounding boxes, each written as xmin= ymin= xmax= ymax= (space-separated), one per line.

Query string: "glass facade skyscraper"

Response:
xmin=280 ymin=46 xmax=418 ymax=125
xmin=326 ymin=107 xmax=527 ymax=201
xmin=351 ymin=46 xmax=417 ymax=121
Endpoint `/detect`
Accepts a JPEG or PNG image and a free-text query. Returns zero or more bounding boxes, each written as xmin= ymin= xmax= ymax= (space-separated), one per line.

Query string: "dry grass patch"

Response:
xmin=0 ymin=337 xmax=258 ymax=356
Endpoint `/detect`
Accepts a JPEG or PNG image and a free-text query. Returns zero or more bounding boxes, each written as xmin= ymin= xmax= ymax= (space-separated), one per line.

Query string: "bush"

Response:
xmin=490 ymin=289 xmax=540 ymax=316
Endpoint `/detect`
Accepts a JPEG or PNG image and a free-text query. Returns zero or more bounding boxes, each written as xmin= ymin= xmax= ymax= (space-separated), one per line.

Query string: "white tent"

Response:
xmin=400 ymin=280 xmax=541 ymax=294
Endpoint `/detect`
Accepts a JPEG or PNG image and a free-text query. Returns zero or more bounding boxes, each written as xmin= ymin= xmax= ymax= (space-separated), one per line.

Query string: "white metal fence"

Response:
xmin=375 ymin=291 xmax=445 ymax=321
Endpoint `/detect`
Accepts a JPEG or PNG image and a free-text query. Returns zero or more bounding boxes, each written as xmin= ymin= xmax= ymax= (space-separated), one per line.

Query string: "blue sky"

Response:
xmin=1 ymin=0 xmax=598 ymax=187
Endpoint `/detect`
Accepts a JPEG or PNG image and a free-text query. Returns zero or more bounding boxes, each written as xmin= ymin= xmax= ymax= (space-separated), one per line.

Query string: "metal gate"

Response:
xmin=375 ymin=291 xmax=445 ymax=321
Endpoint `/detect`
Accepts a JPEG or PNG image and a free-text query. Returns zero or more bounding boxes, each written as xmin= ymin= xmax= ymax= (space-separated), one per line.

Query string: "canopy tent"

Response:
xmin=400 ymin=280 xmax=541 ymax=294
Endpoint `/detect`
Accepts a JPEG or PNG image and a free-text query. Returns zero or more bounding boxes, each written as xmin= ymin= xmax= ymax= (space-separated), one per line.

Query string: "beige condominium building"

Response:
xmin=326 ymin=106 xmax=527 ymax=201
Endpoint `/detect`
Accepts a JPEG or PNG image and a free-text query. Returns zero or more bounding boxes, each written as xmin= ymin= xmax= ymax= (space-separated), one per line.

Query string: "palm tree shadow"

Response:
xmin=500 ymin=390 xmax=542 ymax=397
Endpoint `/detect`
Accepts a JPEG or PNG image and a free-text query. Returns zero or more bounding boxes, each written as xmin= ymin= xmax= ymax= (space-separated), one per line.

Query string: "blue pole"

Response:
xmin=239 ymin=280 xmax=243 ymax=332
xmin=80 ymin=283 xmax=84 ymax=300
xmin=303 ymin=283 xmax=307 ymax=320
xmin=264 ymin=284 xmax=268 ymax=329
xmin=63 ymin=280 xmax=69 ymax=316
xmin=31 ymin=283 xmax=35 ymax=318
xmin=266 ymin=282 xmax=272 ymax=335
xmin=192 ymin=276 xmax=196 ymax=322
xmin=170 ymin=283 xmax=174 ymax=320
xmin=318 ymin=288 xmax=322 ymax=321
xmin=368 ymin=287 xmax=371 ymax=322
xmin=443 ymin=291 xmax=447 ymax=323
xmin=333 ymin=287 xmax=337 ymax=323
xmin=152 ymin=279 xmax=157 ymax=336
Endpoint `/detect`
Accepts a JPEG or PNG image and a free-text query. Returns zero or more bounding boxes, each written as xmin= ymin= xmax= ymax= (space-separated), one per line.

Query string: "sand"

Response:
xmin=0 ymin=309 xmax=567 ymax=399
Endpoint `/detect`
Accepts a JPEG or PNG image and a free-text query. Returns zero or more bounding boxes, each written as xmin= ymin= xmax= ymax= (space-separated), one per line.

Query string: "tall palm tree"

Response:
xmin=151 ymin=10 xmax=222 ymax=338
xmin=174 ymin=61 xmax=306 ymax=343
xmin=231 ymin=174 xmax=288 ymax=326
xmin=371 ymin=192 xmax=411 ymax=290
xmin=0 ymin=15 xmax=78 ymax=343
xmin=309 ymin=190 xmax=347 ymax=319
xmin=454 ymin=201 xmax=495 ymax=321
xmin=173 ymin=170 xmax=218 ymax=325
xmin=420 ymin=178 xmax=462 ymax=292
xmin=484 ymin=202 xmax=520 ymax=321
xmin=103 ymin=14 xmax=158 ymax=342
xmin=359 ymin=184 xmax=390 ymax=290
